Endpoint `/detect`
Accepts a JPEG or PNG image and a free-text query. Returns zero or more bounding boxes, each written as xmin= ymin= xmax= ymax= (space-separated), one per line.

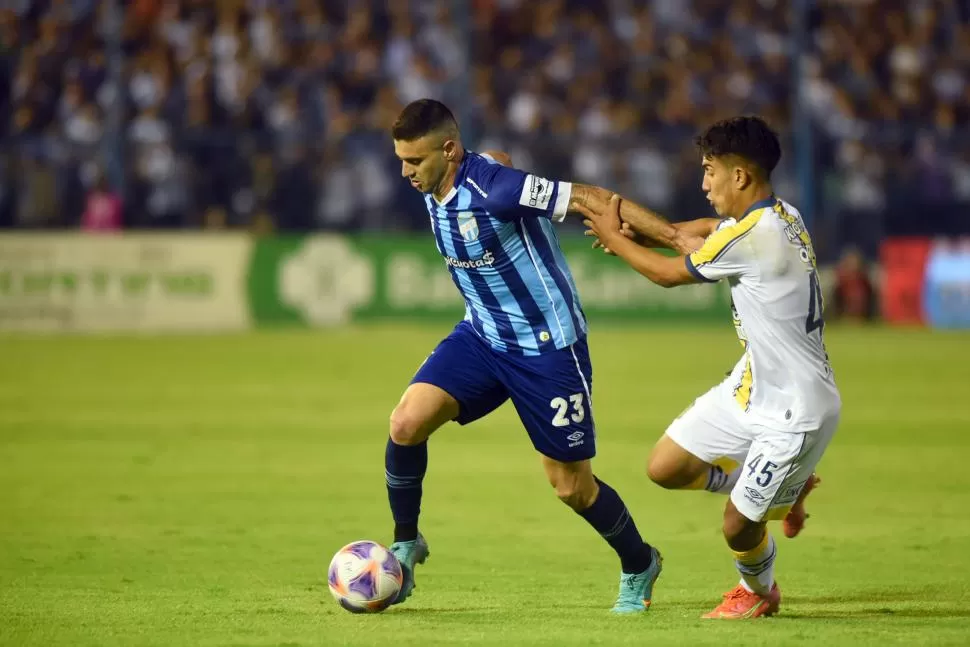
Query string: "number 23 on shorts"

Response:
xmin=550 ymin=393 xmax=586 ymax=427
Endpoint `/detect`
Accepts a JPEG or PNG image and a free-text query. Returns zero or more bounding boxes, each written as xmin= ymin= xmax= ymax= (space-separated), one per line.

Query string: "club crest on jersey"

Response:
xmin=457 ymin=213 xmax=479 ymax=241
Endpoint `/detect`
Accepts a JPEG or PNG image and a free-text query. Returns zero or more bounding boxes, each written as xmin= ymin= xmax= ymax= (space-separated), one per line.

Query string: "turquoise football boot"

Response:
xmin=388 ymin=533 xmax=430 ymax=605
xmin=611 ymin=546 xmax=663 ymax=614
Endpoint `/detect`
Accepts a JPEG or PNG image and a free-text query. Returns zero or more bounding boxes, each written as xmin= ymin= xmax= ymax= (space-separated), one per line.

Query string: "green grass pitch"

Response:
xmin=2 ymin=324 xmax=970 ymax=646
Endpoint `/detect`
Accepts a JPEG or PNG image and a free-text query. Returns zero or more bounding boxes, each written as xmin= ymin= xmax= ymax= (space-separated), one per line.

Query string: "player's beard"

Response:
xmin=424 ymin=171 xmax=447 ymax=196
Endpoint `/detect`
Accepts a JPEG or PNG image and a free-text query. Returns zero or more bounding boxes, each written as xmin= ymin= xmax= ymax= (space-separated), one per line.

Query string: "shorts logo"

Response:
xmin=518 ymin=174 xmax=554 ymax=210
xmin=457 ymin=213 xmax=479 ymax=241
xmin=775 ymin=481 xmax=806 ymax=506
xmin=743 ymin=486 xmax=766 ymax=501
xmin=566 ymin=431 xmax=585 ymax=447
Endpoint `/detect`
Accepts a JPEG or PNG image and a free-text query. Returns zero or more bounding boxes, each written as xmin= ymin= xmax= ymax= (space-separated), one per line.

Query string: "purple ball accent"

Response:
xmin=347 ymin=570 xmax=377 ymax=598
xmin=345 ymin=541 xmax=378 ymax=560
xmin=381 ymin=552 xmax=402 ymax=580
xmin=338 ymin=597 xmax=368 ymax=614
xmin=327 ymin=562 xmax=340 ymax=589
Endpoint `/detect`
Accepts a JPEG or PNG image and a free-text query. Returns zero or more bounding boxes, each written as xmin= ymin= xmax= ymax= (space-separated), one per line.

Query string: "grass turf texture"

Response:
xmin=2 ymin=325 xmax=969 ymax=646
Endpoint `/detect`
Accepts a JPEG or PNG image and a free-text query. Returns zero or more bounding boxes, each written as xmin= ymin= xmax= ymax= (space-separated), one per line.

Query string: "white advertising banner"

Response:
xmin=0 ymin=234 xmax=252 ymax=332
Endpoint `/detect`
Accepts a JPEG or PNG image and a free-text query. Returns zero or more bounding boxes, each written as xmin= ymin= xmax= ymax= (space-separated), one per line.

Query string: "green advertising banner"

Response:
xmin=0 ymin=233 xmax=730 ymax=332
xmin=247 ymin=235 xmax=731 ymax=326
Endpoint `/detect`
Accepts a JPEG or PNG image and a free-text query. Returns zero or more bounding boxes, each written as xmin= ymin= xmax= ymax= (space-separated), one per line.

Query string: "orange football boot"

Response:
xmin=702 ymin=583 xmax=781 ymax=619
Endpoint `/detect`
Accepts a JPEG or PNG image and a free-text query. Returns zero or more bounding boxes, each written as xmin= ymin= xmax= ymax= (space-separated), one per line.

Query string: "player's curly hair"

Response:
xmin=695 ymin=116 xmax=782 ymax=179
xmin=392 ymin=99 xmax=459 ymax=142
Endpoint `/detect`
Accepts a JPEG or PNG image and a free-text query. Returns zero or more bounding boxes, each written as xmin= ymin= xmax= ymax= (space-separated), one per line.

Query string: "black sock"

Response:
xmin=385 ymin=438 xmax=428 ymax=543
xmin=578 ymin=477 xmax=653 ymax=574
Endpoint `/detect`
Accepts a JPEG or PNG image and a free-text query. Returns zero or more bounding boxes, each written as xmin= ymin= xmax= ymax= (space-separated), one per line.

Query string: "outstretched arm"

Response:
xmin=578 ymin=194 xmax=699 ymax=288
xmin=567 ymin=184 xmax=702 ymax=254
xmin=675 ymin=218 xmax=721 ymax=238
xmin=588 ymin=218 xmax=720 ymax=254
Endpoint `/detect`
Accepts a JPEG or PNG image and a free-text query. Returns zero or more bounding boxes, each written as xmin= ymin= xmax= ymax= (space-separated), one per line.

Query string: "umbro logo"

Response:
xmin=566 ymin=431 xmax=585 ymax=447
xmin=744 ymin=487 xmax=766 ymax=501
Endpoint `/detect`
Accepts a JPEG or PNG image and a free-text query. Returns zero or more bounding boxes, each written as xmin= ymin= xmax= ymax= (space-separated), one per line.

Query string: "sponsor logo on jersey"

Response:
xmin=776 ymin=203 xmax=817 ymax=266
xmin=444 ymin=250 xmax=495 ymax=270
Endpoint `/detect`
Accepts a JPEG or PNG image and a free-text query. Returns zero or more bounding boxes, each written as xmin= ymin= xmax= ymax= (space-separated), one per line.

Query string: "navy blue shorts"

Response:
xmin=411 ymin=321 xmax=596 ymax=462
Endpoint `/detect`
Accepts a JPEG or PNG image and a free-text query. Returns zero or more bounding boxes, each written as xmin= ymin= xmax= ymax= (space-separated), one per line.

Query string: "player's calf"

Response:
xmin=542 ymin=457 xmax=660 ymax=611
xmin=386 ymin=383 xmax=459 ymax=546
xmin=706 ymin=500 xmax=780 ymax=618
xmin=722 ymin=503 xmax=766 ymax=552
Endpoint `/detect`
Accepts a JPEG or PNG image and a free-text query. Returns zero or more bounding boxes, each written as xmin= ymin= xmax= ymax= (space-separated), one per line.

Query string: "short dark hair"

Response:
xmin=391 ymin=99 xmax=458 ymax=141
xmin=695 ymin=116 xmax=782 ymax=178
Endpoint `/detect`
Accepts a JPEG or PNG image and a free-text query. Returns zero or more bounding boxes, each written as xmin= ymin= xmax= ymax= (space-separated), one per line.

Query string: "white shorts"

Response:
xmin=665 ymin=386 xmax=839 ymax=522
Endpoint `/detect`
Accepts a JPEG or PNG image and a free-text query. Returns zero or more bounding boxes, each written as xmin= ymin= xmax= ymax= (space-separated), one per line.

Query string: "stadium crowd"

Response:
xmin=1 ymin=0 xmax=969 ymax=260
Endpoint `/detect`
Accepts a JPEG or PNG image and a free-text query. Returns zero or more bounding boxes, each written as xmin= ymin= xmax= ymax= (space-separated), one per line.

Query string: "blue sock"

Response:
xmin=385 ymin=438 xmax=428 ymax=543
xmin=578 ymin=477 xmax=654 ymax=574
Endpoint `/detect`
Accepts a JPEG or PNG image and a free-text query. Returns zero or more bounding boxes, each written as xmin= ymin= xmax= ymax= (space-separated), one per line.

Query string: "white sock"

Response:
xmin=733 ymin=533 xmax=776 ymax=596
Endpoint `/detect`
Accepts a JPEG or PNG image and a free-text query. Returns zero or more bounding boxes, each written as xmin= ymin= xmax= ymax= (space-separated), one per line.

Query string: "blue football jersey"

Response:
xmin=424 ymin=151 xmax=587 ymax=356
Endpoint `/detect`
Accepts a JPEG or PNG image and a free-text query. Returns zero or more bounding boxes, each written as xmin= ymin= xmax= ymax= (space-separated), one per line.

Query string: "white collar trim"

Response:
xmin=434 ymin=185 xmax=458 ymax=206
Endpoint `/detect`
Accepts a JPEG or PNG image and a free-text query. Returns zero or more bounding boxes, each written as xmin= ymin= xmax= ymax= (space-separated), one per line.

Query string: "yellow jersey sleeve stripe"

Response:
xmin=689 ymin=208 xmax=766 ymax=268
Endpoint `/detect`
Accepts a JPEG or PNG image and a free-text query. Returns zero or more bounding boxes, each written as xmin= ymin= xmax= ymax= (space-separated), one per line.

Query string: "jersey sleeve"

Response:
xmin=477 ymin=157 xmax=572 ymax=222
xmin=685 ymin=217 xmax=757 ymax=282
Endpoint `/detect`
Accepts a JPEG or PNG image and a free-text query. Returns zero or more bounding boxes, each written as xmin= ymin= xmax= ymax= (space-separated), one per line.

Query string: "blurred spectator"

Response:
xmin=0 ymin=0 xmax=968 ymax=264
xmin=833 ymin=247 xmax=876 ymax=323
xmin=80 ymin=172 xmax=122 ymax=232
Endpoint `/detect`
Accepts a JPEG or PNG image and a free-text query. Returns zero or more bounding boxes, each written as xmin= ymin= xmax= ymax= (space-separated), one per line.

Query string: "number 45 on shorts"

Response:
xmin=550 ymin=393 xmax=585 ymax=427
xmin=746 ymin=453 xmax=778 ymax=487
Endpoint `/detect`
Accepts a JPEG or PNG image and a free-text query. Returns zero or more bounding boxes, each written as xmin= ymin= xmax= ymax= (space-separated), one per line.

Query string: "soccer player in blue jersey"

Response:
xmin=383 ymin=99 xmax=700 ymax=613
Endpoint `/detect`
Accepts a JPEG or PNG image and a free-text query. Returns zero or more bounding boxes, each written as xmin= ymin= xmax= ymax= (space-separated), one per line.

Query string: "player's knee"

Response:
xmin=547 ymin=468 xmax=597 ymax=511
xmin=721 ymin=510 xmax=747 ymax=542
xmin=721 ymin=504 xmax=762 ymax=550
xmin=388 ymin=404 xmax=430 ymax=446
xmin=646 ymin=457 xmax=680 ymax=489
xmin=646 ymin=453 xmax=697 ymax=490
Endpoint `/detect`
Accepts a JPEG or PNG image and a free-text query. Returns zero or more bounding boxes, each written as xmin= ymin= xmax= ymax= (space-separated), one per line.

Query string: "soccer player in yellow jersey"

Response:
xmin=580 ymin=116 xmax=841 ymax=619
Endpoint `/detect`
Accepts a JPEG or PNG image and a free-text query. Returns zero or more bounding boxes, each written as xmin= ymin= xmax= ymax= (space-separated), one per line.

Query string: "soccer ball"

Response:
xmin=327 ymin=540 xmax=403 ymax=613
